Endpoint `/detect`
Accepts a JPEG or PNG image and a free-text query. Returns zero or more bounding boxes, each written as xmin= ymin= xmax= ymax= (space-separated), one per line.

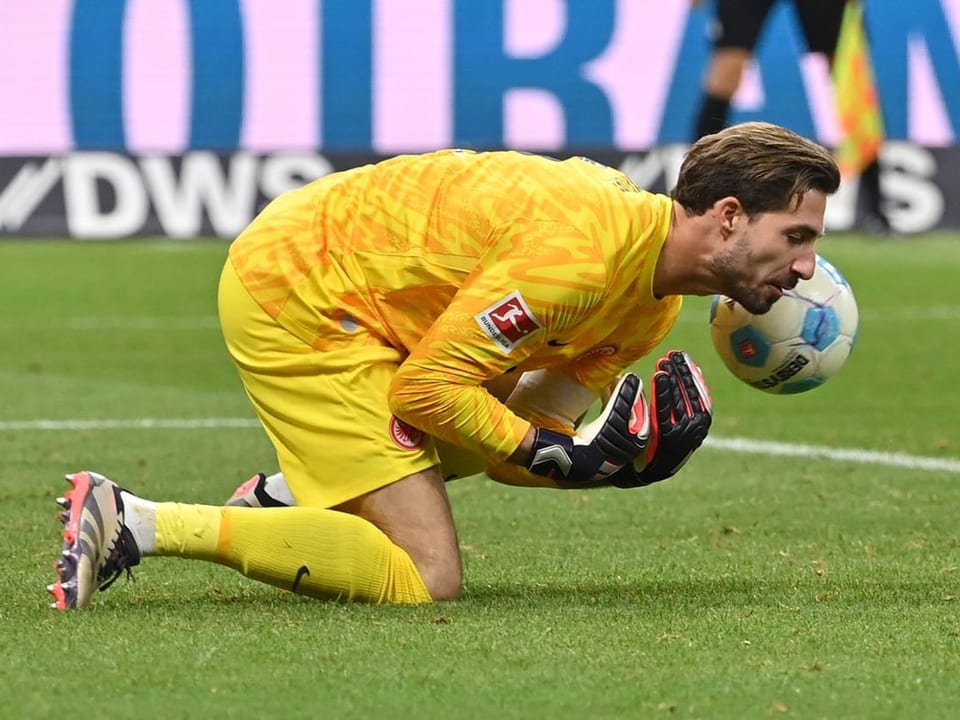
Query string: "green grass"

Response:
xmin=3 ymin=236 xmax=959 ymax=719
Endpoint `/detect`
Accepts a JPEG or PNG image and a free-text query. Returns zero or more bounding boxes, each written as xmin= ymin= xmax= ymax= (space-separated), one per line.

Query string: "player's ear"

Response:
xmin=714 ymin=196 xmax=743 ymax=240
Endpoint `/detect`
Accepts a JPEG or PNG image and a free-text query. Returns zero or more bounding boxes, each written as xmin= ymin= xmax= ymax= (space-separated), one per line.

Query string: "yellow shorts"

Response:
xmin=217 ymin=260 xmax=445 ymax=508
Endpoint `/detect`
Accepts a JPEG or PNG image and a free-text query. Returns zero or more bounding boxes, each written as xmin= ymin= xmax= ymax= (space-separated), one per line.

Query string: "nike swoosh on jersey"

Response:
xmin=292 ymin=564 xmax=311 ymax=592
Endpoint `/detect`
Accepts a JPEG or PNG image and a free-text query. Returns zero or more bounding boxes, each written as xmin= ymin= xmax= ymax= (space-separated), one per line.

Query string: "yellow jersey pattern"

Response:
xmin=229 ymin=150 xmax=682 ymax=462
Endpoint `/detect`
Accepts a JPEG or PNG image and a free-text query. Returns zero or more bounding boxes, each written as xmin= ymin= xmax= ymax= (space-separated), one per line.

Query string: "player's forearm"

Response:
xmin=388 ymin=374 xmax=532 ymax=463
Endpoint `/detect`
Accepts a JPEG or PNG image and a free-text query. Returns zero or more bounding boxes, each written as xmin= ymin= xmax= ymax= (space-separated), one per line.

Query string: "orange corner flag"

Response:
xmin=832 ymin=0 xmax=884 ymax=178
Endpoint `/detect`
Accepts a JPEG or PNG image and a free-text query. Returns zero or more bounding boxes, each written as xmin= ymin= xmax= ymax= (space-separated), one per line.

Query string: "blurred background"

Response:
xmin=1 ymin=0 xmax=958 ymax=239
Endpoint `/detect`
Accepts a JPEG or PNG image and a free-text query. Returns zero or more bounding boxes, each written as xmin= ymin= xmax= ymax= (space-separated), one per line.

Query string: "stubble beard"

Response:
xmin=711 ymin=235 xmax=776 ymax=316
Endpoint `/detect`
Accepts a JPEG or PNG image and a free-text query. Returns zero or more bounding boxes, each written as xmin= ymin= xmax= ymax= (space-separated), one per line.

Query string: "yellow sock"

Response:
xmin=153 ymin=503 xmax=432 ymax=604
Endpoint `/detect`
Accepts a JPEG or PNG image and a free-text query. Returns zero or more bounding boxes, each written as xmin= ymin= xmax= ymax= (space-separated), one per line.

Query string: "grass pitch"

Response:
xmin=2 ymin=235 xmax=959 ymax=719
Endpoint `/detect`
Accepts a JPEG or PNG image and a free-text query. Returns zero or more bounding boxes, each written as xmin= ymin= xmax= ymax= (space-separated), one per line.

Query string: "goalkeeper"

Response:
xmin=47 ymin=122 xmax=839 ymax=609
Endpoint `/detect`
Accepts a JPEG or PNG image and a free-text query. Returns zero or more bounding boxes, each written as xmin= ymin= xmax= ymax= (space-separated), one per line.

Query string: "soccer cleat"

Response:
xmin=225 ymin=472 xmax=293 ymax=508
xmin=48 ymin=471 xmax=141 ymax=610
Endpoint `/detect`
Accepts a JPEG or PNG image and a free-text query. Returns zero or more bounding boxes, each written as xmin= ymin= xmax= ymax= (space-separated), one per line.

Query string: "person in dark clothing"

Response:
xmin=692 ymin=0 xmax=892 ymax=233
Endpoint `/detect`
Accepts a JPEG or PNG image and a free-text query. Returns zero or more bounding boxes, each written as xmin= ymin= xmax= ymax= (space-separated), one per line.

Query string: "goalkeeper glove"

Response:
xmin=611 ymin=351 xmax=712 ymax=488
xmin=526 ymin=372 xmax=650 ymax=485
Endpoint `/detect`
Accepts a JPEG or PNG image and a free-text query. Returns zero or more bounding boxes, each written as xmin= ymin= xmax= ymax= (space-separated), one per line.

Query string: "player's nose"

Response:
xmin=791 ymin=250 xmax=817 ymax=281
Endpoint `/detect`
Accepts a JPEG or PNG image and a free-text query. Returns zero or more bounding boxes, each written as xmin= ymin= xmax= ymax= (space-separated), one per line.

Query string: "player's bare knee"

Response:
xmin=420 ymin=562 xmax=463 ymax=601
xmin=410 ymin=548 xmax=462 ymax=601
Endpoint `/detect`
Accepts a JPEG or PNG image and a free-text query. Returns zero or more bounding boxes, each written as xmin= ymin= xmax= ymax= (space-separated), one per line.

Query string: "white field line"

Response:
xmin=1 ymin=417 xmax=958 ymax=474
xmin=0 ymin=418 xmax=259 ymax=430
xmin=0 ymin=316 xmax=222 ymax=331
xmin=705 ymin=437 xmax=960 ymax=474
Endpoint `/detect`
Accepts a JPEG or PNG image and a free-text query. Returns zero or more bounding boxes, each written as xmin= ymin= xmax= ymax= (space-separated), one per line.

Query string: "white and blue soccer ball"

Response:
xmin=708 ymin=255 xmax=859 ymax=395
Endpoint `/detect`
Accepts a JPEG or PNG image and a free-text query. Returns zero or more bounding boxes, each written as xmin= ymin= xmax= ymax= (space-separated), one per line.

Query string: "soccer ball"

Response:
xmin=708 ymin=255 xmax=859 ymax=394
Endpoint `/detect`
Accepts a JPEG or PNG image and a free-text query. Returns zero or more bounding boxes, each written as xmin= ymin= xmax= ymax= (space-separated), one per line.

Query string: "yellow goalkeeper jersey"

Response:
xmin=229 ymin=149 xmax=681 ymax=461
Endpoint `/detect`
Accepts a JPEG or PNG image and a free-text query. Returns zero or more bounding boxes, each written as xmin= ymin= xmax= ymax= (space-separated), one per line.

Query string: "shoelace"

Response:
xmin=97 ymin=526 xmax=140 ymax=591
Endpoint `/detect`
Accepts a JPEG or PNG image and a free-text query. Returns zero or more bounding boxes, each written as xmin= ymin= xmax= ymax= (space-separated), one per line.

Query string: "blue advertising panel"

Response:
xmin=1 ymin=1 xmax=958 ymax=153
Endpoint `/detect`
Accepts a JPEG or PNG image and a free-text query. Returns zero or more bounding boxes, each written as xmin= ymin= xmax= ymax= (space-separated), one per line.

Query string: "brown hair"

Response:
xmin=672 ymin=121 xmax=840 ymax=216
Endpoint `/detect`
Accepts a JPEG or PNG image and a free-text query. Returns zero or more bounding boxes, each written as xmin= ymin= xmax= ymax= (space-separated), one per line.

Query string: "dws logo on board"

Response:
xmin=0 ymin=153 xmax=333 ymax=238
xmin=0 ymin=145 xmax=952 ymax=237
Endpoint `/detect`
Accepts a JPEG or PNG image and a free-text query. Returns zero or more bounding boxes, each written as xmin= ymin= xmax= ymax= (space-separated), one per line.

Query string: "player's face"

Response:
xmin=713 ymin=189 xmax=826 ymax=315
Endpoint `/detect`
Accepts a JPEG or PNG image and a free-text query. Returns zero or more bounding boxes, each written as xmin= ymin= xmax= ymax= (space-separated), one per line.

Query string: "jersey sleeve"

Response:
xmin=388 ymin=220 xmax=608 ymax=462
xmin=561 ymin=305 xmax=680 ymax=393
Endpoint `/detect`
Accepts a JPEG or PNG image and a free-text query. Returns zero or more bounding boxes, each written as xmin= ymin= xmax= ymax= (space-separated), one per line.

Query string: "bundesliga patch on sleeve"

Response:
xmin=476 ymin=291 xmax=542 ymax=354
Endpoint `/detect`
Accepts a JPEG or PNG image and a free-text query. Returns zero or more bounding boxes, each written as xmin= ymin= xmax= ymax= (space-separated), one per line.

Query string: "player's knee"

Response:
xmin=420 ymin=561 xmax=463 ymax=601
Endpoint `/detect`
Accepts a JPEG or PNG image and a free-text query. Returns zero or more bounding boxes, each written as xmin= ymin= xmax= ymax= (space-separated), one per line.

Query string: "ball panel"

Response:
xmin=750 ymin=343 xmax=819 ymax=393
xmin=815 ymin=336 xmax=855 ymax=379
xmin=800 ymin=305 xmax=840 ymax=351
xmin=729 ymin=326 xmax=771 ymax=367
xmin=750 ymin=297 xmax=805 ymax=341
xmin=833 ymin=290 xmax=860 ymax=336
xmin=729 ymin=343 xmax=814 ymax=394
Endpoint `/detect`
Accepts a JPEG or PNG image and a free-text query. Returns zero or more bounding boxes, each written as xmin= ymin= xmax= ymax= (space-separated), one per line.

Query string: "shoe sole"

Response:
xmin=47 ymin=471 xmax=94 ymax=610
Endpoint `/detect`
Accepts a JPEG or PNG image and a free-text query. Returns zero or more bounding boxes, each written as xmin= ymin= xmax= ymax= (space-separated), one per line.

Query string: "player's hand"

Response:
xmin=526 ymin=372 xmax=650 ymax=485
xmin=611 ymin=351 xmax=712 ymax=488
